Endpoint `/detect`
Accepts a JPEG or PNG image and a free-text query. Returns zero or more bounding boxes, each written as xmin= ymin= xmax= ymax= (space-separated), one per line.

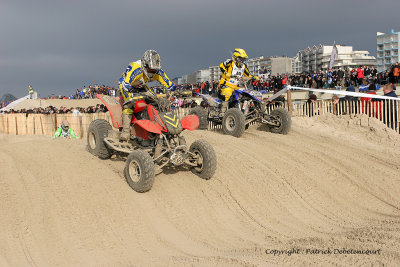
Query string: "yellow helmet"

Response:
xmin=232 ymin=48 xmax=248 ymax=67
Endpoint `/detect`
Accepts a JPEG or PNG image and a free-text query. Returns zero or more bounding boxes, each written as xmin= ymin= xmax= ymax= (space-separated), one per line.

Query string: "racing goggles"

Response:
xmin=236 ymin=57 xmax=247 ymax=64
xmin=145 ymin=65 xmax=158 ymax=74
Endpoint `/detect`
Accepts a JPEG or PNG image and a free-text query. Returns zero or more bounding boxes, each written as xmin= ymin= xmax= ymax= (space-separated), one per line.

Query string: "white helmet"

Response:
xmin=61 ymin=120 xmax=69 ymax=131
xmin=142 ymin=50 xmax=161 ymax=78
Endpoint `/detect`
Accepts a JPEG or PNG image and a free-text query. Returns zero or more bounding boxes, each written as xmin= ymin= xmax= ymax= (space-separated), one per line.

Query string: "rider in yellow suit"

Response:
xmin=218 ymin=48 xmax=259 ymax=114
xmin=118 ymin=50 xmax=176 ymax=141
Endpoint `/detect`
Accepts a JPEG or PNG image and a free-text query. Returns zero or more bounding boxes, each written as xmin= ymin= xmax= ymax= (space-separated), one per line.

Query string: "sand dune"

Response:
xmin=1 ymin=115 xmax=399 ymax=266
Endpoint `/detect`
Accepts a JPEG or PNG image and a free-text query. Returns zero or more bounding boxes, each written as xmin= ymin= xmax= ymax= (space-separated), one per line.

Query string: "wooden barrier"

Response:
xmin=8 ymin=115 xmax=17 ymax=135
xmin=0 ymin=115 xmax=6 ymax=133
xmin=15 ymin=114 xmax=27 ymax=135
xmin=1 ymin=100 xmax=399 ymax=136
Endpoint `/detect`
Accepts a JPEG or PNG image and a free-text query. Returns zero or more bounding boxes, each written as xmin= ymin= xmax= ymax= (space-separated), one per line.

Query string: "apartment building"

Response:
xmin=260 ymin=56 xmax=292 ymax=75
xmin=209 ymin=65 xmax=221 ymax=82
xmin=196 ymin=69 xmax=210 ymax=83
xmin=377 ymin=29 xmax=400 ymax=72
xmin=296 ymin=44 xmax=376 ymax=73
xmin=247 ymin=56 xmax=264 ymax=75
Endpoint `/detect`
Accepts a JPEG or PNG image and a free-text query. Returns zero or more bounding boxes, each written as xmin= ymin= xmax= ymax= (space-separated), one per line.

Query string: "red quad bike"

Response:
xmin=87 ymin=92 xmax=217 ymax=193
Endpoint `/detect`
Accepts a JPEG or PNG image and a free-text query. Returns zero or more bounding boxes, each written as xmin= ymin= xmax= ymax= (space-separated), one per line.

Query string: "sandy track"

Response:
xmin=1 ymin=116 xmax=399 ymax=266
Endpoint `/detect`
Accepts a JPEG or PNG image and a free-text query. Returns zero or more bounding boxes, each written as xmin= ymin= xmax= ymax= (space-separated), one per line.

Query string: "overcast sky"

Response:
xmin=1 ymin=0 xmax=399 ymax=98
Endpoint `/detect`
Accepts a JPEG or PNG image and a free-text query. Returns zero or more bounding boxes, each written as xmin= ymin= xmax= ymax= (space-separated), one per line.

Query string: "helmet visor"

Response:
xmin=236 ymin=57 xmax=246 ymax=64
xmin=146 ymin=65 xmax=158 ymax=74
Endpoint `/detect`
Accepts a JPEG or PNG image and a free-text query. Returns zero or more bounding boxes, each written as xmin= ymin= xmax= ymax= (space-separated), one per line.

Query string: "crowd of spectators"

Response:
xmin=40 ymin=84 xmax=117 ymax=100
xmin=2 ymin=64 xmax=399 ymax=120
xmin=2 ymin=104 xmax=108 ymax=115
xmin=0 ymin=101 xmax=11 ymax=109
xmin=251 ymin=65 xmax=398 ymax=93
xmin=73 ymin=85 xmax=117 ymax=99
xmin=175 ymin=64 xmax=400 ymax=95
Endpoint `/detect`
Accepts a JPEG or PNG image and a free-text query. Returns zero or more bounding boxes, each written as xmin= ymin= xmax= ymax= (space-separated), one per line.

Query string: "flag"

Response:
xmin=328 ymin=43 xmax=338 ymax=70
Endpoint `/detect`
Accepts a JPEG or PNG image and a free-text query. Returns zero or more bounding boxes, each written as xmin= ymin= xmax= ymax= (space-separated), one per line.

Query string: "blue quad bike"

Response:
xmin=189 ymin=87 xmax=291 ymax=138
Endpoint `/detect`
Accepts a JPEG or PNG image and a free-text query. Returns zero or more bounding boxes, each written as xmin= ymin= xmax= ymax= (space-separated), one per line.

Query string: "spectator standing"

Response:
xmin=360 ymin=83 xmax=381 ymax=119
xmin=357 ymin=66 xmax=364 ymax=86
xmin=28 ymin=85 xmax=34 ymax=99
xmin=305 ymin=94 xmax=318 ymax=116
xmin=382 ymin=83 xmax=398 ymax=130
xmin=391 ymin=62 xmax=400 ymax=84
xmin=371 ymin=66 xmax=377 ymax=77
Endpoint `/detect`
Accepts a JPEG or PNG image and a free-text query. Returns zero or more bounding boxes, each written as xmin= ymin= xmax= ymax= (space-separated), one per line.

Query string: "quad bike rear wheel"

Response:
xmin=222 ymin=108 xmax=246 ymax=137
xmin=87 ymin=119 xmax=112 ymax=159
xmin=124 ymin=150 xmax=155 ymax=193
xmin=189 ymin=139 xmax=217 ymax=180
xmin=266 ymin=108 xmax=291 ymax=135
xmin=189 ymin=106 xmax=208 ymax=130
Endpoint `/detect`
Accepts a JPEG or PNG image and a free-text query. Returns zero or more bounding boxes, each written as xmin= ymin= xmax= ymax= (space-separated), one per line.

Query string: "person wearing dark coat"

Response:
xmin=340 ymin=82 xmax=359 ymax=114
xmin=383 ymin=83 xmax=398 ymax=130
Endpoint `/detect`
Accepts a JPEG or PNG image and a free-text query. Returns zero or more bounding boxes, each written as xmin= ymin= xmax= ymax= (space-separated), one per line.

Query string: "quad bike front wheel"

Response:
xmin=124 ymin=150 xmax=155 ymax=193
xmin=189 ymin=139 xmax=217 ymax=180
xmin=266 ymin=108 xmax=291 ymax=135
xmin=87 ymin=119 xmax=112 ymax=159
xmin=222 ymin=108 xmax=246 ymax=137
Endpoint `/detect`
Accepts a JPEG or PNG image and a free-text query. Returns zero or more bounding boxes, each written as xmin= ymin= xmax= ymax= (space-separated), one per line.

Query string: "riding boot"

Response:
xmin=120 ymin=113 xmax=133 ymax=141
xmin=220 ymin=101 xmax=228 ymax=115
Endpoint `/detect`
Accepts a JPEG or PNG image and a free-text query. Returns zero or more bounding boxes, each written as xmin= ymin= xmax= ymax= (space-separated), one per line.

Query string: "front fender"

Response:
xmin=180 ymin=115 xmax=199 ymax=131
xmin=236 ymin=90 xmax=263 ymax=102
xmin=134 ymin=120 xmax=162 ymax=135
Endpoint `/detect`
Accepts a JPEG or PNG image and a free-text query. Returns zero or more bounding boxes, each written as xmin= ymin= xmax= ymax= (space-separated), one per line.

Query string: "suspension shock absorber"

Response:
xmin=178 ymin=135 xmax=186 ymax=146
xmin=154 ymin=135 xmax=163 ymax=163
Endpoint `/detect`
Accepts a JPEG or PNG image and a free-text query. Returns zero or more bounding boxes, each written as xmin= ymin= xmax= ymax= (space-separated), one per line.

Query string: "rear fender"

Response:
xmin=180 ymin=115 xmax=199 ymax=131
xmin=96 ymin=94 xmax=122 ymax=128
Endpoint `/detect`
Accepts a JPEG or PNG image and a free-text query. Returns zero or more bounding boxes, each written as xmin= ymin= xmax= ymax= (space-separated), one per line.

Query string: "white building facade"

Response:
xmin=291 ymin=55 xmax=301 ymax=74
xmin=260 ymin=56 xmax=292 ymax=75
xmin=196 ymin=69 xmax=210 ymax=83
xmin=377 ymin=29 xmax=400 ymax=72
xmin=209 ymin=66 xmax=221 ymax=82
xmin=296 ymin=44 xmax=376 ymax=73
xmin=247 ymin=56 xmax=264 ymax=75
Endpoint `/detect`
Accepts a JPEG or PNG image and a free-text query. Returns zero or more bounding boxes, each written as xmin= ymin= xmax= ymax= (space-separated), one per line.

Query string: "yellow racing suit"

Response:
xmin=118 ymin=60 xmax=175 ymax=114
xmin=218 ymin=59 xmax=256 ymax=101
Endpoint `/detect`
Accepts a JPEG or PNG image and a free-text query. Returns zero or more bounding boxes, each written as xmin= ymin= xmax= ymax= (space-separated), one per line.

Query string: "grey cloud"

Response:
xmin=1 ymin=0 xmax=399 ymax=97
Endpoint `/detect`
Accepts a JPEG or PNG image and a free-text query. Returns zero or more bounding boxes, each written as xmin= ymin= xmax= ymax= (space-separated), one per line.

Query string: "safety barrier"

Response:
xmin=0 ymin=98 xmax=398 ymax=136
xmin=291 ymin=99 xmax=399 ymax=134
xmin=0 ymin=113 xmax=111 ymax=138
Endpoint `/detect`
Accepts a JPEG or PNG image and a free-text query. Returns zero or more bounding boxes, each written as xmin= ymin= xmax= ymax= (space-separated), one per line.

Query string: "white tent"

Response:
xmin=0 ymin=95 xmax=30 ymax=112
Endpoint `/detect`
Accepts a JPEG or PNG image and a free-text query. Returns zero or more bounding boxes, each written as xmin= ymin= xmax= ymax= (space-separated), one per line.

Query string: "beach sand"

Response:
xmin=0 ymin=115 xmax=399 ymax=266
